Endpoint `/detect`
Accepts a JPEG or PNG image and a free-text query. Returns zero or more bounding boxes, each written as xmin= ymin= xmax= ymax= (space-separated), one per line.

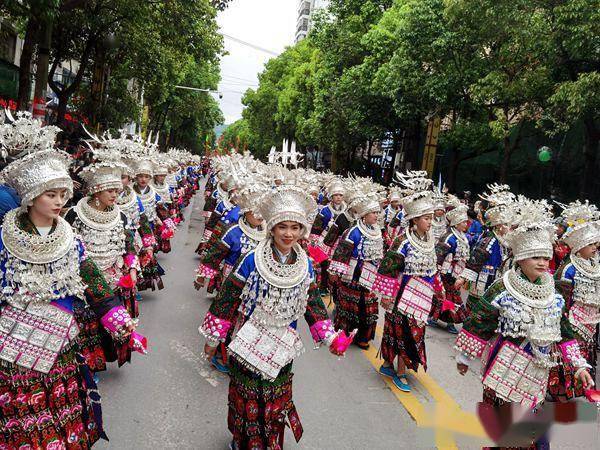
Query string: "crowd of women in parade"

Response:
xmin=197 ymin=151 xmax=599 ymax=449
xmin=0 ymin=108 xmax=598 ymax=449
xmin=0 ymin=111 xmax=203 ymax=448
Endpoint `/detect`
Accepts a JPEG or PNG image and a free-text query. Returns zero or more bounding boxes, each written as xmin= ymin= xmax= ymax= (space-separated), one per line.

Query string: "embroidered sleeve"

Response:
xmin=389 ymin=213 xmax=402 ymax=229
xmin=310 ymin=211 xmax=327 ymax=239
xmin=558 ymin=339 xmax=591 ymax=369
xmin=122 ymin=228 xmax=139 ymax=270
xmin=555 ymin=262 xmax=575 ymax=305
xmin=435 ymin=238 xmax=453 ymax=267
xmin=462 ymin=236 xmax=492 ymax=281
xmin=322 ymin=222 xmax=342 ymax=254
xmin=304 ymin=278 xmax=330 ymax=331
xmin=138 ymin=212 xmax=154 ymax=245
xmin=329 ymin=229 xmax=354 ymax=275
xmin=455 ymin=279 xmax=502 ymax=359
xmin=156 ymin=203 xmax=170 ymax=220
xmin=203 ymin=254 xmax=253 ymax=340
xmin=203 ymin=194 xmax=217 ymax=213
xmin=79 ymin=257 xmax=122 ymax=318
xmin=205 ymin=209 xmax=223 ymax=233
xmin=372 ymin=239 xmax=406 ymax=299
xmin=197 ymin=232 xmax=231 ymax=279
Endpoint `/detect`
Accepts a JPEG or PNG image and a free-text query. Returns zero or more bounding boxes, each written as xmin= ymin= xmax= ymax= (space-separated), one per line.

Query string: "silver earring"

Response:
xmin=94 ymin=197 xmax=100 ymax=207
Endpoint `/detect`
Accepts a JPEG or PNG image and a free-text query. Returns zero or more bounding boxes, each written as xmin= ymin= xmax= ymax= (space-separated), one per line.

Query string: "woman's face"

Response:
xmin=121 ymin=174 xmax=131 ymax=188
xmin=154 ymin=175 xmax=166 ymax=184
xmin=495 ymin=224 xmax=509 ymax=236
xmin=94 ymin=188 xmax=120 ymax=208
xmin=577 ymin=243 xmax=597 ymax=260
xmin=136 ymin=174 xmax=151 ymax=188
xmin=414 ymin=213 xmax=433 ymax=233
xmin=434 ymin=209 xmax=445 ymax=218
xmin=455 ymin=220 xmax=469 ymax=233
xmin=331 ymin=193 xmax=344 ymax=206
xmin=272 ymin=221 xmax=303 ymax=253
xmin=518 ymin=257 xmax=550 ymax=281
xmin=245 ymin=210 xmax=263 ymax=228
xmin=31 ymin=188 xmax=70 ymax=221
xmin=363 ymin=211 xmax=379 ymax=226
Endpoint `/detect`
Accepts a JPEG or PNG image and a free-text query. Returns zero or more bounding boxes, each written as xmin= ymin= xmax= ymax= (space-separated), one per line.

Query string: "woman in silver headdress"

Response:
xmin=150 ymin=157 xmax=177 ymax=254
xmin=328 ymin=192 xmax=383 ymax=350
xmin=132 ymin=158 xmax=166 ymax=291
xmin=549 ymin=201 xmax=600 ymax=400
xmin=455 ymin=197 xmax=592 ymax=447
xmin=429 ymin=198 xmax=471 ymax=334
xmin=201 ymin=185 xmax=348 ymax=449
xmin=0 ymin=112 xmax=137 ymax=448
xmin=371 ymin=172 xmax=442 ymax=392
xmin=195 ymin=179 xmax=268 ymax=373
xmin=65 ymin=160 xmax=143 ymax=369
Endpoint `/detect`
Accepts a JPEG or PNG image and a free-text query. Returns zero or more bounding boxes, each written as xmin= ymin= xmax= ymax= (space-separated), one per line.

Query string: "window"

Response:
xmin=0 ymin=27 xmax=17 ymax=64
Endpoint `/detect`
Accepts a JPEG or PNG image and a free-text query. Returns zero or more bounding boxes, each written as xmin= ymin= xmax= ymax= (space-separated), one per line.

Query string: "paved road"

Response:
xmin=96 ymin=191 xmax=598 ymax=449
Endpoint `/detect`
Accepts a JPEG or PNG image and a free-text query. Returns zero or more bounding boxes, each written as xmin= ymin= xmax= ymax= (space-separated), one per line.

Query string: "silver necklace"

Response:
xmin=75 ymin=198 xmax=121 ymax=230
xmin=117 ymin=186 xmax=136 ymax=209
xmin=451 ymin=227 xmax=470 ymax=260
xmin=2 ymin=209 xmax=74 ymax=264
xmin=503 ymin=269 xmax=555 ymax=309
xmin=238 ymin=217 xmax=266 ymax=242
xmin=407 ymin=227 xmax=435 ymax=253
xmin=571 ymin=254 xmax=600 ymax=280
xmin=254 ymin=238 xmax=308 ymax=289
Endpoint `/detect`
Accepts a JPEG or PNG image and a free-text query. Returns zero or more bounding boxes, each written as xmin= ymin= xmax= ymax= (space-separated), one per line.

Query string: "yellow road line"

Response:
xmin=324 ymin=297 xmax=487 ymax=445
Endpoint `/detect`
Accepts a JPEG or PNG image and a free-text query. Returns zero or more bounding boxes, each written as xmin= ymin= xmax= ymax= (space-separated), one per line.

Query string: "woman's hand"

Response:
xmin=194 ymin=276 xmax=206 ymax=290
xmin=380 ymin=296 xmax=395 ymax=312
xmin=454 ymin=277 xmax=466 ymax=290
xmin=329 ymin=345 xmax=345 ymax=357
xmin=204 ymin=343 xmax=218 ymax=360
xmin=129 ymin=269 xmax=137 ymax=285
xmin=457 ymin=362 xmax=468 ymax=376
xmin=576 ymin=368 xmax=594 ymax=388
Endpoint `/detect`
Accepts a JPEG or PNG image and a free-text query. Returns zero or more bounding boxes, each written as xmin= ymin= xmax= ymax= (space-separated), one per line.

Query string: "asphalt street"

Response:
xmin=95 ymin=191 xmax=599 ymax=450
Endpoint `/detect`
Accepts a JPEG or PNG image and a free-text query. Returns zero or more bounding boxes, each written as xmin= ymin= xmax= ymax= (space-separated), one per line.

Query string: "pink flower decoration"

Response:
xmin=118 ymin=274 xmax=135 ymax=289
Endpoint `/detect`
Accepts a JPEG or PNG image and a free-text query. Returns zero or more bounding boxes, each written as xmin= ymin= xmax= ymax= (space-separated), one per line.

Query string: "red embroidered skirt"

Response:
xmin=0 ymin=348 xmax=101 ymax=449
xmin=73 ymin=301 xmax=106 ymax=373
xmin=430 ymin=276 xmax=469 ymax=324
xmin=334 ymin=281 xmax=378 ymax=343
xmin=228 ymin=359 xmax=302 ymax=450
xmin=547 ymin=338 xmax=596 ymax=401
xmin=380 ymin=310 xmax=427 ymax=371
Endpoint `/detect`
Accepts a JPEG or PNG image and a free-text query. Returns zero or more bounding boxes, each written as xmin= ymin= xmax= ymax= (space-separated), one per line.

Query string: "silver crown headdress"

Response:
xmin=445 ymin=195 xmax=469 ymax=226
xmin=395 ymin=170 xmax=434 ymax=221
xmin=480 ymin=184 xmax=516 ymax=226
xmin=505 ymin=196 xmax=555 ymax=261
xmin=0 ymin=111 xmax=72 ymax=207
xmin=325 ymin=177 xmax=345 ymax=198
xmin=345 ymin=175 xmax=384 ymax=218
xmin=235 ymin=179 xmax=270 ymax=214
xmin=432 ymin=186 xmax=447 ymax=211
xmin=558 ymin=200 xmax=600 ymax=254
xmin=257 ymin=185 xmax=317 ymax=237
xmin=79 ymin=161 xmax=128 ymax=195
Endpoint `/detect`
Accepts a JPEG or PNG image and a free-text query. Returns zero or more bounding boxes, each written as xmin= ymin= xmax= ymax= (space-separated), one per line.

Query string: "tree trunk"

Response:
xmin=499 ymin=135 xmax=511 ymax=183
xmin=17 ymin=18 xmax=37 ymax=111
xmin=89 ymin=44 xmax=106 ymax=127
xmin=56 ymin=92 xmax=69 ymax=126
xmin=580 ymin=117 xmax=600 ymax=200
xmin=33 ymin=19 xmax=53 ymax=109
xmin=448 ymin=147 xmax=459 ymax=192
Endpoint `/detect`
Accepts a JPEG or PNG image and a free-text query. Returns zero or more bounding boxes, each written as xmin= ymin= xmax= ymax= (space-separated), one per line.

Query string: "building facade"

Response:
xmin=295 ymin=0 xmax=329 ymax=43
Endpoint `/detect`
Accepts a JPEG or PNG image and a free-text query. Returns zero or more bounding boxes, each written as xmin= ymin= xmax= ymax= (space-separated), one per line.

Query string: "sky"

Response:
xmin=216 ymin=1 xmax=297 ymax=125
